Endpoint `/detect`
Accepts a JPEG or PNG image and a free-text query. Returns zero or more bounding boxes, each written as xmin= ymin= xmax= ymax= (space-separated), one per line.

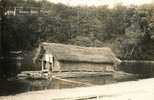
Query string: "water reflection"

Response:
xmin=0 ymin=80 xmax=31 ymax=96
xmin=0 ymin=74 xmax=139 ymax=96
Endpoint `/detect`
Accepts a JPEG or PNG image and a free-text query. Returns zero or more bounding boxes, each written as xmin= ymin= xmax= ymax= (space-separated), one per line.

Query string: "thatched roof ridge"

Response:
xmin=40 ymin=42 xmax=121 ymax=64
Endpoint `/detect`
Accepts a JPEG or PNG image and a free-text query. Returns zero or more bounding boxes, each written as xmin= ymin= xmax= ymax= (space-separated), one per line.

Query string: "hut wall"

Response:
xmin=53 ymin=60 xmax=61 ymax=72
xmin=57 ymin=61 xmax=114 ymax=72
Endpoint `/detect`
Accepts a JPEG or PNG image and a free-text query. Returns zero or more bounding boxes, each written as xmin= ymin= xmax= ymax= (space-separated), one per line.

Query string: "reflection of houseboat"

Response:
xmin=34 ymin=43 xmax=121 ymax=76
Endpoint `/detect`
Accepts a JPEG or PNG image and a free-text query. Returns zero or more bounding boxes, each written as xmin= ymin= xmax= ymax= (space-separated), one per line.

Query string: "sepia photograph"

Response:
xmin=0 ymin=0 xmax=154 ymax=99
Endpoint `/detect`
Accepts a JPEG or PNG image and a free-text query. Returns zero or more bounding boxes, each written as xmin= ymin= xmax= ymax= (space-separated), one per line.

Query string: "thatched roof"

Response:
xmin=36 ymin=42 xmax=121 ymax=64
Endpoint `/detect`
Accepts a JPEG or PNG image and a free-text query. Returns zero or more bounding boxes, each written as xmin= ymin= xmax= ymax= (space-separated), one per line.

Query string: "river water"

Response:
xmin=1 ymin=59 xmax=154 ymax=96
xmin=0 ymin=73 xmax=140 ymax=96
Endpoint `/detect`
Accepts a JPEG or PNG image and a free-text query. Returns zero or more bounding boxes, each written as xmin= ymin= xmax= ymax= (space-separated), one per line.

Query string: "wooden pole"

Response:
xmin=41 ymin=59 xmax=44 ymax=71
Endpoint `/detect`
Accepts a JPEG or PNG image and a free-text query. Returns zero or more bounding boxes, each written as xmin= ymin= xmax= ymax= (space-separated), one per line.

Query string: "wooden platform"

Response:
xmin=52 ymin=71 xmax=113 ymax=78
xmin=1 ymin=78 xmax=154 ymax=100
xmin=18 ymin=71 xmax=136 ymax=80
xmin=17 ymin=71 xmax=113 ymax=80
xmin=17 ymin=71 xmax=51 ymax=79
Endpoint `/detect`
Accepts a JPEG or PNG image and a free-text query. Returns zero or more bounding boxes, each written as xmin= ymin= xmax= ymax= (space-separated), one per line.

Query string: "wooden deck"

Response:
xmin=17 ymin=71 xmax=113 ymax=80
xmin=52 ymin=71 xmax=113 ymax=78
xmin=17 ymin=71 xmax=51 ymax=79
xmin=1 ymin=78 xmax=154 ymax=100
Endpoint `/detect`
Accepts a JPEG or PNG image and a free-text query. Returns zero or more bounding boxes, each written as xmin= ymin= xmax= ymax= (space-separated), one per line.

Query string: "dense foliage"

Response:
xmin=1 ymin=0 xmax=154 ymax=60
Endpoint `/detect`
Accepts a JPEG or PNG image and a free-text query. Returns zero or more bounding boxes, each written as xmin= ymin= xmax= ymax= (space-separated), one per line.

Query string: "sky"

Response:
xmin=47 ymin=0 xmax=153 ymax=8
